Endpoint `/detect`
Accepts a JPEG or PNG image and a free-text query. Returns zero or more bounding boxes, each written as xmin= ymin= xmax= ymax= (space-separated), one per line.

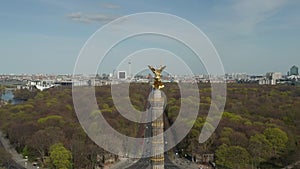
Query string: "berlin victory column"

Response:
xmin=148 ymin=65 xmax=166 ymax=169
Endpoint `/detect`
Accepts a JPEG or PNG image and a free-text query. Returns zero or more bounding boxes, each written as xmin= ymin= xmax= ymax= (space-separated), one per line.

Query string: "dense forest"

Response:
xmin=0 ymin=83 xmax=300 ymax=169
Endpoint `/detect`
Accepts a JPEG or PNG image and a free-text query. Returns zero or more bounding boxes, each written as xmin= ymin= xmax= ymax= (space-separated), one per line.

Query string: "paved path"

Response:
xmin=0 ymin=131 xmax=37 ymax=169
xmin=109 ymin=156 xmax=199 ymax=169
xmin=109 ymin=158 xmax=135 ymax=169
xmin=282 ymin=161 xmax=300 ymax=169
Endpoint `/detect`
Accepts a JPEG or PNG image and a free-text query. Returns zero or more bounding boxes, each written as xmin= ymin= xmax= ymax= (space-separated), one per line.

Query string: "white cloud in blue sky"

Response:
xmin=67 ymin=12 xmax=118 ymax=23
xmin=0 ymin=0 xmax=299 ymax=74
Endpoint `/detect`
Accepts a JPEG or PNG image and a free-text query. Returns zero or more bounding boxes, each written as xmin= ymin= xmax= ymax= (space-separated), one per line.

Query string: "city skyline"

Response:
xmin=1 ymin=0 xmax=300 ymax=75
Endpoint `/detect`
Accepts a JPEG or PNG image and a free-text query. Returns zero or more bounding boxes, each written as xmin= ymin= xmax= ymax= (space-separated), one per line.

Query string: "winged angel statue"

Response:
xmin=148 ymin=65 xmax=166 ymax=89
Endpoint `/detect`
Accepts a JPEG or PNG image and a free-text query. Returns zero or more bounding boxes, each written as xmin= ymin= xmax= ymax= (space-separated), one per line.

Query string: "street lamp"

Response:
xmin=24 ymin=156 xmax=28 ymax=167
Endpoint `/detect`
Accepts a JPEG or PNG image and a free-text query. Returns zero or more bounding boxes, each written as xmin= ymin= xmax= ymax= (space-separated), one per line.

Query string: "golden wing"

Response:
xmin=148 ymin=65 xmax=156 ymax=74
xmin=158 ymin=65 xmax=166 ymax=73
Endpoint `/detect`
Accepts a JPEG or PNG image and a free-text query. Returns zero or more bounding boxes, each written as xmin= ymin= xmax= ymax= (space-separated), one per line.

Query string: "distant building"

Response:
xmin=117 ymin=71 xmax=126 ymax=80
xmin=225 ymin=73 xmax=249 ymax=83
xmin=267 ymin=72 xmax=282 ymax=80
xmin=26 ymin=80 xmax=55 ymax=91
xmin=259 ymin=72 xmax=282 ymax=85
xmin=290 ymin=65 xmax=299 ymax=76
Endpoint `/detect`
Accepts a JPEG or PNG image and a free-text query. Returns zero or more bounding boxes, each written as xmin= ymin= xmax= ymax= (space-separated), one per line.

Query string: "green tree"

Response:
xmin=0 ymin=85 xmax=4 ymax=94
xmin=13 ymin=88 xmax=37 ymax=100
xmin=248 ymin=133 xmax=272 ymax=166
xmin=263 ymin=127 xmax=288 ymax=156
xmin=49 ymin=143 xmax=72 ymax=169
xmin=167 ymin=105 xmax=180 ymax=123
xmin=27 ymin=128 xmax=65 ymax=164
xmin=216 ymin=144 xmax=250 ymax=169
xmin=0 ymin=146 xmax=12 ymax=167
xmin=37 ymin=115 xmax=64 ymax=128
xmin=219 ymin=127 xmax=233 ymax=145
xmin=22 ymin=145 xmax=29 ymax=158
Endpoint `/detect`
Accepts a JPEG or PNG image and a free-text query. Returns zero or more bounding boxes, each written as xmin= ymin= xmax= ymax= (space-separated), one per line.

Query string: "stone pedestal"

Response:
xmin=150 ymin=89 xmax=164 ymax=169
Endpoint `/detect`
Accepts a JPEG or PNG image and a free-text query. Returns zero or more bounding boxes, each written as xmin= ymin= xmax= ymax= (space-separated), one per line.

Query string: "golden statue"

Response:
xmin=148 ymin=65 xmax=166 ymax=89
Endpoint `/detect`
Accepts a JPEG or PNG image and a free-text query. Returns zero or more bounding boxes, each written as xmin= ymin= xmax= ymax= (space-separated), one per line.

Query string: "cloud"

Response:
xmin=104 ymin=3 xmax=120 ymax=9
xmin=232 ymin=0 xmax=287 ymax=31
xmin=67 ymin=12 xmax=117 ymax=24
xmin=209 ymin=0 xmax=290 ymax=35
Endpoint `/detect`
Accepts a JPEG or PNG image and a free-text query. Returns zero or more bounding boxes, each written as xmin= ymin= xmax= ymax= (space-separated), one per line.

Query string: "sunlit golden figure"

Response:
xmin=148 ymin=65 xmax=166 ymax=89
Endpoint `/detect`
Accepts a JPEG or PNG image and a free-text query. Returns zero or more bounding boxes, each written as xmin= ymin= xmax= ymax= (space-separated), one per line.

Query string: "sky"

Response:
xmin=0 ymin=0 xmax=300 ymax=75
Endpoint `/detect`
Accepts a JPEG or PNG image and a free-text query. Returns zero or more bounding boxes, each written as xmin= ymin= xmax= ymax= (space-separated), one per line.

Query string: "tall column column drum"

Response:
xmin=150 ymin=89 xmax=164 ymax=169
